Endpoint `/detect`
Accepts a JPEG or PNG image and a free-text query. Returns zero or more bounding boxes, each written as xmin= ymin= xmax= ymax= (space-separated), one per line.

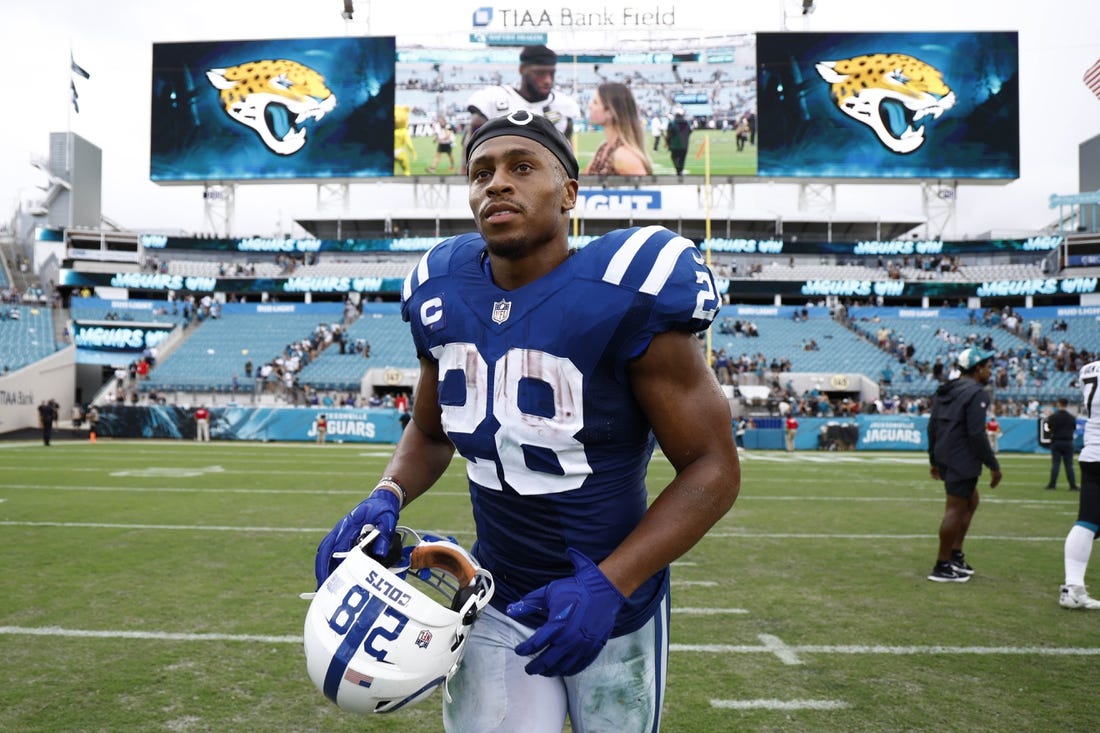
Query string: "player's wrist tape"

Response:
xmin=372 ymin=477 xmax=406 ymax=507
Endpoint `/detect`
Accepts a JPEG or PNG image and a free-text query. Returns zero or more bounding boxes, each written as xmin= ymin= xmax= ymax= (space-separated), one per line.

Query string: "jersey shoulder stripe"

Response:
xmin=597 ymin=226 xmax=706 ymax=296
xmin=401 ymin=233 xmax=484 ymax=304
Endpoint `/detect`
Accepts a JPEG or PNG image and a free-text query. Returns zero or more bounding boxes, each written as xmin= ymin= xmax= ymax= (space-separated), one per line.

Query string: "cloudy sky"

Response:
xmin=1 ymin=0 xmax=1098 ymax=239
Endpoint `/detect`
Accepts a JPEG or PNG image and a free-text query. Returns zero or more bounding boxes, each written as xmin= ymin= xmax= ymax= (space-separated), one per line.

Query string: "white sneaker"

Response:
xmin=1059 ymin=584 xmax=1100 ymax=609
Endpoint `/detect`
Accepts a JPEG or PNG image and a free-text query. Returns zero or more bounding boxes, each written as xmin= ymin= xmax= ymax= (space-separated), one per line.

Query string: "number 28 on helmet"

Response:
xmin=303 ymin=526 xmax=495 ymax=714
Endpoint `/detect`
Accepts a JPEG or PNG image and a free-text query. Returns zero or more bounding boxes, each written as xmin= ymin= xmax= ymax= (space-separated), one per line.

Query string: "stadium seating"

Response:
xmin=713 ymin=314 xmax=892 ymax=377
xmin=140 ymin=312 xmax=336 ymax=392
xmin=296 ymin=311 xmax=418 ymax=390
xmin=0 ymin=305 xmax=59 ymax=372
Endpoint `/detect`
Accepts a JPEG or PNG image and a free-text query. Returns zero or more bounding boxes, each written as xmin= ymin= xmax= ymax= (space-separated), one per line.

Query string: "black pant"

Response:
xmin=1049 ymin=440 xmax=1078 ymax=489
xmin=41 ymin=421 xmax=53 ymax=446
xmin=669 ymin=149 xmax=687 ymax=175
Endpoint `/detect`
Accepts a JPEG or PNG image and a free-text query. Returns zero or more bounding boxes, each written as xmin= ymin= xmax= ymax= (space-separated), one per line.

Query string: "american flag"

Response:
xmin=344 ymin=668 xmax=374 ymax=687
xmin=1085 ymin=58 xmax=1100 ymax=100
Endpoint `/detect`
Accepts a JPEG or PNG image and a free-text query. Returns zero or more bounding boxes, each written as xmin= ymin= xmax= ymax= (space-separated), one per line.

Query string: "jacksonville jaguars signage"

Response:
xmin=151 ymin=37 xmax=396 ymax=182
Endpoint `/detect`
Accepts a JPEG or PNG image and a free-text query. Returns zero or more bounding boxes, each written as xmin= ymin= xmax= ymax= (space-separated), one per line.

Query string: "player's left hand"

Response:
xmin=506 ymin=548 xmax=626 ymax=677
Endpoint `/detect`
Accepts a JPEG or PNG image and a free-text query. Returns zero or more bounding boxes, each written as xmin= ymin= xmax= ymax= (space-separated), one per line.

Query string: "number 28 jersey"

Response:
xmin=401 ymin=226 xmax=721 ymax=634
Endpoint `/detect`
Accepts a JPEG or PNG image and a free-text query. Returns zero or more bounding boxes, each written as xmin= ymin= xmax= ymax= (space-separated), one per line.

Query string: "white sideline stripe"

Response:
xmin=673 ymin=643 xmax=1100 ymax=656
xmin=0 ymin=521 xmax=324 ymax=533
xmin=0 ymin=485 xmax=1076 ymax=510
xmin=1 ymin=484 xmax=473 ymax=497
xmin=6 ymin=626 xmax=1098 ymax=663
xmin=675 ymin=607 xmax=749 ymax=615
xmin=0 ymin=626 xmax=301 ymax=644
xmin=699 ymin=530 xmax=1060 ymax=541
xmin=711 ymin=699 xmax=850 ymax=711
xmin=0 ymin=521 xmax=1066 ymax=543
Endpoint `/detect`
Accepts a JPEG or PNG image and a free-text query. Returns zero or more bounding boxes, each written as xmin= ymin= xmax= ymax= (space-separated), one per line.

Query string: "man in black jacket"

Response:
xmin=1045 ymin=397 xmax=1079 ymax=491
xmin=926 ymin=348 xmax=1003 ymax=582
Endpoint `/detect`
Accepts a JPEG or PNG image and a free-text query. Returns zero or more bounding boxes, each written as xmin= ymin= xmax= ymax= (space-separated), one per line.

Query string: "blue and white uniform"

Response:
xmin=466 ymin=85 xmax=580 ymax=136
xmin=401 ymin=225 xmax=720 ymax=633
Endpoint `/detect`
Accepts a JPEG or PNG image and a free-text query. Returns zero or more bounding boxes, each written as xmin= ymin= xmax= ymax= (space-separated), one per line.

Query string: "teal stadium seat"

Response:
xmin=0 ymin=305 xmax=59 ymax=372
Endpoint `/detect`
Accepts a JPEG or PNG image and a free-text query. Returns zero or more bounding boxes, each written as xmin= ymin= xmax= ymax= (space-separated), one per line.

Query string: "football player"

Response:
xmin=462 ymin=45 xmax=581 ymax=173
xmin=316 ymin=110 xmax=740 ymax=731
xmin=1061 ymin=359 xmax=1100 ymax=609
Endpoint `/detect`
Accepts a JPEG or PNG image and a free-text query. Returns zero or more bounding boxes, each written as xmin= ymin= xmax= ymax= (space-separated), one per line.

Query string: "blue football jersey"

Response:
xmin=401 ymin=225 xmax=721 ymax=634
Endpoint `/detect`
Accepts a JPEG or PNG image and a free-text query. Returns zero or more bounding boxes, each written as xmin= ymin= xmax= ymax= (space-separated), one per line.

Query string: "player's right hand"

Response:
xmin=314 ymin=489 xmax=400 ymax=587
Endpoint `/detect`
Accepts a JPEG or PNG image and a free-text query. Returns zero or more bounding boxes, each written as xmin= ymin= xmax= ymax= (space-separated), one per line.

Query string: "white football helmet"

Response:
xmin=304 ymin=526 xmax=494 ymax=714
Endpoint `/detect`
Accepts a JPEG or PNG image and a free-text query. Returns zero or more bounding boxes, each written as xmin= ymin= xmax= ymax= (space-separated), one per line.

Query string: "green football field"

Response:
xmin=402 ymin=129 xmax=757 ymax=178
xmin=0 ymin=439 xmax=1094 ymax=732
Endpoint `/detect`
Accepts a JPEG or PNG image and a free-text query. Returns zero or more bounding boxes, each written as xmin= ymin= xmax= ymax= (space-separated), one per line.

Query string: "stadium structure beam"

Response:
xmin=797 ymin=183 xmax=836 ymax=217
xmin=921 ymin=181 xmax=957 ymax=240
xmin=202 ymin=184 xmax=235 ymax=237
xmin=707 ymin=183 xmax=735 ymax=211
xmin=316 ymin=183 xmax=350 ymax=238
xmin=413 ymin=181 xmax=451 ymax=211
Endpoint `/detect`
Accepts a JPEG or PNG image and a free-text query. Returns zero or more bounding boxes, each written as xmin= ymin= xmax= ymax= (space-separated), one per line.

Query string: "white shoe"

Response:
xmin=1059 ymin=584 xmax=1100 ymax=609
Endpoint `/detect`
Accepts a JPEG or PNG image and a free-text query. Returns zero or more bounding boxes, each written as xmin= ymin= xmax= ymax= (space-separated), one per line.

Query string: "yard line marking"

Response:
xmin=0 ymin=520 xmax=475 ymax=537
xmin=0 ymin=520 xmax=325 ymax=533
xmin=0 ymin=484 xmax=1075 ymax=509
xmin=674 ymin=607 xmax=749 ymax=615
xmin=7 ymin=626 xmax=1099 ymax=663
xmin=0 ymin=626 xmax=301 ymax=644
xmin=706 ymin=532 xmax=1063 ymax=542
xmin=758 ymin=634 xmax=804 ymax=664
xmin=711 ymin=699 xmax=850 ymax=710
xmin=672 ymin=642 xmax=1100 ymax=657
xmin=672 ymin=580 xmax=719 ymax=587
xmin=0 ymin=520 xmax=1067 ymax=543
xmin=0 ymin=485 xmax=473 ymax=498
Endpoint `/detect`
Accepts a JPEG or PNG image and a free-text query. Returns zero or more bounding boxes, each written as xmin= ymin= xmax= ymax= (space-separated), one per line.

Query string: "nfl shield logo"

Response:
xmin=416 ymin=629 xmax=433 ymax=648
xmin=492 ymin=299 xmax=512 ymax=324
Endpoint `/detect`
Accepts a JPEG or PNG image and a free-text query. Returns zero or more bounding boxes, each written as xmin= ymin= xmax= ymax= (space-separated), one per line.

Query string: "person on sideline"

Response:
xmin=426 ymin=116 xmax=457 ymax=173
xmin=194 ymin=404 xmax=210 ymax=442
xmin=986 ymin=413 xmax=1002 ymax=453
xmin=1045 ymin=397 xmax=1079 ymax=491
xmin=784 ymin=414 xmax=798 ymax=452
xmin=583 ymin=82 xmax=653 ymax=176
xmin=38 ymin=399 xmax=58 ymax=446
xmin=1061 ymin=359 xmax=1100 ymax=608
xmin=926 ymin=348 xmax=1002 ymax=582
xmin=314 ymin=111 xmax=739 ymax=731
xmin=463 ymin=45 xmax=580 ymax=169
xmin=664 ymin=108 xmax=693 ymax=176
xmin=314 ymin=413 xmax=328 ymax=445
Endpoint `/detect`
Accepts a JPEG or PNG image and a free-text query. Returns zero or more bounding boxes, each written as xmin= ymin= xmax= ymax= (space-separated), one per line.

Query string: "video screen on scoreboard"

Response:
xmin=756 ymin=31 xmax=1019 ymax=180
xmin=150 ymin=37 xmax=395 ymax=183
xmin=396 ymin=35 xmax=756 ymax=179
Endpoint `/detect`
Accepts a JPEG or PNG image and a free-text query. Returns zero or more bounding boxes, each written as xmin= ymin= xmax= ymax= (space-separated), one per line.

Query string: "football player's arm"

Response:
xmin=379 ymin=357 xmax=456 ymax=506
xmin=601 ymin=330 xmax=740 ymax=597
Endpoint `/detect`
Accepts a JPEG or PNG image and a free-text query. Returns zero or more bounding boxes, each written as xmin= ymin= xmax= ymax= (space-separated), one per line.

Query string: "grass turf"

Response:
xmin=0 ymin=440 xmax=1093 ymax=732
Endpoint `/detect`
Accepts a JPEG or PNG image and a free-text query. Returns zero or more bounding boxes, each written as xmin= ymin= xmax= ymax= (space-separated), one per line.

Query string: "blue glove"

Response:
xmin=506 ymin=548 xmax=626 ymax=677
xmin=314 ymin=489 xmax=400 ymax=587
